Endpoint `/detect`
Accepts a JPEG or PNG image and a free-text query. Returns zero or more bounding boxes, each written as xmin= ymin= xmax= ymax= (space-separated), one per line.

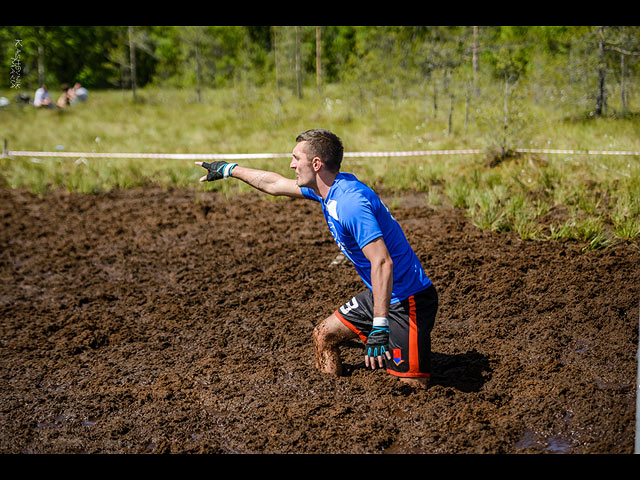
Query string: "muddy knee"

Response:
xmin=313 ymin=323 xmax=323 ymax=345
xmin=313 ymin=315 xmax=355 ymax=375
xmin=313 ymin=321 xmax=335 ymax=348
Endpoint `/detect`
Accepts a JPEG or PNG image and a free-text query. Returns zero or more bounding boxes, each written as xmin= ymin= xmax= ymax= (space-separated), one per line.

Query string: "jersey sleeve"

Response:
xmin=300 ymin=186 xmax=321 ymax=202
xmin=339 ymin=192 xmax=383 ymax=249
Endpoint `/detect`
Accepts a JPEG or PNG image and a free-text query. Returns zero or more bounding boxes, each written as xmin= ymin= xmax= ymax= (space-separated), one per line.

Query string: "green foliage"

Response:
xmin=1 ymin=25 xmax=636 ymax=94
xmin=1 ymin=26 xmax=126 ymax=88
xmin=611 ymin=196 xmax=640 ymax=241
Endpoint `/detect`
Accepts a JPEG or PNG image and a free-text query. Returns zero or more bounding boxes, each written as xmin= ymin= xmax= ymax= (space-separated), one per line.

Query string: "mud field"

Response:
xmin=1 ymin=185 xmax=639 ymax=454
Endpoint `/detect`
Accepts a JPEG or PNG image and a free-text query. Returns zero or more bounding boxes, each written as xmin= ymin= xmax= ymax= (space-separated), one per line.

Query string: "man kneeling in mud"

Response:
xmin=196 ymin=129 xmax=438 ymax=388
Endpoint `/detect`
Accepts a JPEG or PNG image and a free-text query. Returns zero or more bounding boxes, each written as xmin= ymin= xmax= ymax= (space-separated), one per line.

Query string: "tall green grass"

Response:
xmin=1 ymin=84 xmax=639 ymax=249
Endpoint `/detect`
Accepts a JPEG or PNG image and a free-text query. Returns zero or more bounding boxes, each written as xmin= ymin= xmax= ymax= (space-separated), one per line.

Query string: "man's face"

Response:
xmin=290 ymin=141 xmax=316 ymax=188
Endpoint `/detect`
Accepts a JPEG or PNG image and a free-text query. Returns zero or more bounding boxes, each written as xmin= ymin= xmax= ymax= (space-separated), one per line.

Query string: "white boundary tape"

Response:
xmin=344 ymin=149 xmax=484 ymax=157
xmin=3 ymin=149 xmax=484 ymax=160
xmin=516 ymin=148 xmax=640 ymax=156
xmin=5 ymin=151 xmax=288 ymax=160
xmin=3 ymin=148 xmax=640 ymax=160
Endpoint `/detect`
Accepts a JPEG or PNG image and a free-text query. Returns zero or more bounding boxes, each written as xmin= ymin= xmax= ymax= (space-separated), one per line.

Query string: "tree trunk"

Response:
xmin=464 ymin=86 xmax=470 ymax=134
xmin=120 ymin=61 xmax=126 ymax=96
xmin=448 ymin=91 xmax=454 ymax=135
xmin=128 ymin=26 xmax=137 ymax=102
xmin=620 ymin=52 xmax=627 ymax=113
xmin=37 ymin=44 xmax=45 ymax=86
xmin=295 ymin=26 xmax=303 ymax=99
xmin=472 ymin=26 xmax=478 ymax=92
xmin=316 ymin=26 xmax=322 ymax=92
xmin=502 ymin=73 xmax=509 ymax=159
xmin=195 ymin=41 xmax=202 ymax=103
xmin=273 ymin=27 xmax=281 ymax=92
xmin=595 ymin=26 xmax=606 ymax=117
xmin=432 ymin=75 xmax=438 ymax=118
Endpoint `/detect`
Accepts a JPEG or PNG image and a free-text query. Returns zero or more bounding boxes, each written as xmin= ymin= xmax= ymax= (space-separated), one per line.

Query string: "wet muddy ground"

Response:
xmin=1 ymin=186 xmax=638 ymax=453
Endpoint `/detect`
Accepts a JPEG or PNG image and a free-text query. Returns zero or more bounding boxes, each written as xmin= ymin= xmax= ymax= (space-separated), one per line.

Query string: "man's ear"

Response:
xmin=312 ymin=156 xmax=323 ymax=172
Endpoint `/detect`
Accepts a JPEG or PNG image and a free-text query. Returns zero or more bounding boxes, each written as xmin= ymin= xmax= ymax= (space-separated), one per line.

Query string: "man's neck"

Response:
xmin=316 ymin=170 xmax=339 ymax=200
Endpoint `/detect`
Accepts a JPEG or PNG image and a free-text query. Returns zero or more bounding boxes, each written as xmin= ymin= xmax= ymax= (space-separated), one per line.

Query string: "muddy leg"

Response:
xmin=313 ymin=314 xmax=357 ymax=376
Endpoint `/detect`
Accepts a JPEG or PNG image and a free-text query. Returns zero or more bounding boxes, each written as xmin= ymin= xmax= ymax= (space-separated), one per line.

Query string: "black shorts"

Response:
xmin=334 ymin=284 xmax=438 ymax=378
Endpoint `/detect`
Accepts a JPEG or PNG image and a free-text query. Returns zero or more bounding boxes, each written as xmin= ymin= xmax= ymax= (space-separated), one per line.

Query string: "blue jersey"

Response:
xmin=301 ymin=172 xmax=432 ymax=304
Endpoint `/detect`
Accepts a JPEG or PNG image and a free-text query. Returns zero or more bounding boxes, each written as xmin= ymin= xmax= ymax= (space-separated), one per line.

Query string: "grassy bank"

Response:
xmin=1 ymin=85 xmax=639 ymax=249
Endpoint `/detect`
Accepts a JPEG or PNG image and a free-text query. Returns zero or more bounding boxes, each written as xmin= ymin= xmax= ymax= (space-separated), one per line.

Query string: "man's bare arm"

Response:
xmin=362 ymin=237 xmax=393 ymax=319
xmin=195 ymin=162 xmax=305 ymax=198
xmin=362 ymin=236 xmax=394 ymax=368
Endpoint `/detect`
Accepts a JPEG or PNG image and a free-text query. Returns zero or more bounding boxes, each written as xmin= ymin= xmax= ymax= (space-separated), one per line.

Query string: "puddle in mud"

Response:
xmin=594 ymin=378 xmax=632 ymax=390
xmin=82 ymin=415 xmax=99 ymax=427
xmin=35 ymin=422 xmax=57 ymax=429
xmin=546 ymin=437 xmax=571 ymax=453
xmin=35 ymin=415 xmax=67 ymax=428
xmin=514 ymin=430 xmax=538 ymax=449
xmin=514 ymin=429 xmax=572 ymax=453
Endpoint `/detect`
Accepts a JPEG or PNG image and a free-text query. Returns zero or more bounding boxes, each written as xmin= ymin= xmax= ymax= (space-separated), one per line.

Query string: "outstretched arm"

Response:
xmin=195 ymin=161 xmax=305 ymax=199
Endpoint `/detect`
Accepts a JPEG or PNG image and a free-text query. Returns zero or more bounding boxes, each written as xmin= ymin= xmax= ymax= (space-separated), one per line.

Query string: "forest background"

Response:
xmin=2 ymin=26 xmax=639 ymax=118
xmin=1 ymin=25 xmax=639 ymax=248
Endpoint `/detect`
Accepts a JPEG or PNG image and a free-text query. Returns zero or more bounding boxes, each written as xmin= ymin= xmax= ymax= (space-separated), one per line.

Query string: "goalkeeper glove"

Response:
xmin=365 ymin=317 xmax=390 ymax=369
xmin=200 ymin=161 xmax=238 ymax=181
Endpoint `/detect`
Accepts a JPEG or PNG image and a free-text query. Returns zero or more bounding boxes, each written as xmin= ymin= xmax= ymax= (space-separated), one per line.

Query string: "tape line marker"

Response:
xmin=4 ymin=148 xmax=639 ymax=160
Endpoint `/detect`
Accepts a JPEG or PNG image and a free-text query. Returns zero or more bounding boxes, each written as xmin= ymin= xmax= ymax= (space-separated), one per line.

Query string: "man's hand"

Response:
xmin=365 ymin=318 xmax=392 ymax=369
xmin=195 ymin=161 xmax=238 ymax=182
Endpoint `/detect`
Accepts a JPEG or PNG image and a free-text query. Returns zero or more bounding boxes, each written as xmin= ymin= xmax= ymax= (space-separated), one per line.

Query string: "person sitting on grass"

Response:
xmin=56 ymin=83 xmax=72 ymax=108
xmin=33 ymin=84 xmax=52 ymax=108
xmin=69 ymin=83 xmax=88 ymax=104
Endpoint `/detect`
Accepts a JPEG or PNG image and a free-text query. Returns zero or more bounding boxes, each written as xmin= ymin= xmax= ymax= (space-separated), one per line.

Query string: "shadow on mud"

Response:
xmin=339 ymin=342 xmax=491 ymax=393
xmin=430 ymin=350 xmax=492 ymax=392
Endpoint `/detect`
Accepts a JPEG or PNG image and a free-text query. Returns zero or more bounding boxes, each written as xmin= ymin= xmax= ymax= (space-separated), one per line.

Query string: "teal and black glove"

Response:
xmin=200 ymin=161 xmax=237 ymax=182
xmin=365 ymin=317 xmax=390 ymax=367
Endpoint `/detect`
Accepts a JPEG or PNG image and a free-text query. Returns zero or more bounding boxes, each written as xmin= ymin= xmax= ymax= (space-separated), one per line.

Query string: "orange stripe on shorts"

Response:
xmin=334 ymin=310 xmax=368 ymax=343
xmin=408 ymin=295 xmax=419 ymax=373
